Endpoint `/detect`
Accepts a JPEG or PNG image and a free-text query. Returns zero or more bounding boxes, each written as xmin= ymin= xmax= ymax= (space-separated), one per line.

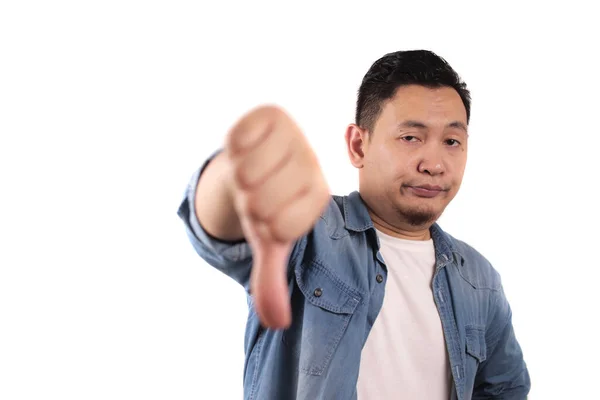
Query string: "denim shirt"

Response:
xmin=177 ymin=154 xmax=530 ymax=400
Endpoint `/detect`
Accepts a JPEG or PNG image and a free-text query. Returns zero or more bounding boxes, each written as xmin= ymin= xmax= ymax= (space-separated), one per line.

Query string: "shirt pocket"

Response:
xmin=282 ymin=260 xmax=361 ymax=376
xmin=465 ymin=324 xmax=488 ymax=364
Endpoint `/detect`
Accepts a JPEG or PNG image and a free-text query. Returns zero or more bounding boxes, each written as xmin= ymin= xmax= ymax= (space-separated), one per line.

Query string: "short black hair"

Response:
xmin=355 ymin=50 xmax=471 ymax=132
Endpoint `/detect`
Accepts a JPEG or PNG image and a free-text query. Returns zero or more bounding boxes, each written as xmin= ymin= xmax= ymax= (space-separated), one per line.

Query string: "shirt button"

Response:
xmin=314 ymin=288 xmax=323 ymax=297
xmin=376 ymin=274 xmax=384 ymax=283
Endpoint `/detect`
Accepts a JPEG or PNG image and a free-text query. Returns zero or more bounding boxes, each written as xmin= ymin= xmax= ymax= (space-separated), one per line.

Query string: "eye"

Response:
xmin=445 ymin=139 xmax=461 ymax=146
xmin=402 ymin=135 xmax=419 ymax=142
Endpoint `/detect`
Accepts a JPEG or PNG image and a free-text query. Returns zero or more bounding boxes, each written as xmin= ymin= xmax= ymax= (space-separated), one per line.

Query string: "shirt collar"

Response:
xmin=342 ymin=191 xmax=464 ymax=266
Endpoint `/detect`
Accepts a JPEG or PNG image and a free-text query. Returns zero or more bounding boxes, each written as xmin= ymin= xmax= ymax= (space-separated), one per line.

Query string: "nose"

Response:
xmin=417 ymin=146 xmax=445 ymax=176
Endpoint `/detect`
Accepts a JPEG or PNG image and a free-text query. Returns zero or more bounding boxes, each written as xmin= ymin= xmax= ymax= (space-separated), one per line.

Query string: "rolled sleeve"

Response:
xmin=177 ymin=150 xmax=253 ymax=291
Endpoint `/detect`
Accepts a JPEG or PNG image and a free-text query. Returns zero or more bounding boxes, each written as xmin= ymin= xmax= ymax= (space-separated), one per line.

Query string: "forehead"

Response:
xmin=380 ymin=85 xmax=467 ymax=125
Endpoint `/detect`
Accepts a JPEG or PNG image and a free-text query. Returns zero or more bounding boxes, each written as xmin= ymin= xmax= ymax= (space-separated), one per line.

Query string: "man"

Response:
xmin=177 ymin=50 xmax=530 ymax=399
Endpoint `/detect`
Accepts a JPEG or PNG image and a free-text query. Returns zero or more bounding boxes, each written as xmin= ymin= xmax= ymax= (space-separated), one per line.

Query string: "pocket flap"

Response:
xmin=465 ymin=325 xmax=488 ymax=363
xmin=295 ymin=261 xmax=361 ymax=314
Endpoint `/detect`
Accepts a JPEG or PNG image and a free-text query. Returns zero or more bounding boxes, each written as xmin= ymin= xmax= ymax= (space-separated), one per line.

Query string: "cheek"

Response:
xmin=394 ymin=155 xmax=417 ymax=180
xmin=382 ymin=160 xmax=410 ymax=183
xmin=363 ymin=157 xmax=388 ymax=187
xmin=373 ymin=145 xmax=414 ymax=182
xmin=447 ymin=153 xmax=467 ymax=176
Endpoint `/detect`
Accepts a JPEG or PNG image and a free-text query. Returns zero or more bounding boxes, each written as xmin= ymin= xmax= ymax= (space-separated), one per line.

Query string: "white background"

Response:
xmin=1 ymin=1 xmax=599 ymax=399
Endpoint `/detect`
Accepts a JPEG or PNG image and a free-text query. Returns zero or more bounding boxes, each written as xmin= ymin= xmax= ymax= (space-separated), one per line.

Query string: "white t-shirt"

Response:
xmin=356 ymin=229 xmax=452 ymax=399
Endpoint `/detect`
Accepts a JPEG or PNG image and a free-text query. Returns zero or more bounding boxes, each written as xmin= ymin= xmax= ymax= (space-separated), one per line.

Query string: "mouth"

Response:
xmin=405 ymin=185 xmax=447 ymax=198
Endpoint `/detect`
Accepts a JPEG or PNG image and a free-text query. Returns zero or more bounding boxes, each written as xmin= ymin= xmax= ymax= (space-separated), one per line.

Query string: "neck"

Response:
xmin=368 ymin=210 xmax=432 ymax=241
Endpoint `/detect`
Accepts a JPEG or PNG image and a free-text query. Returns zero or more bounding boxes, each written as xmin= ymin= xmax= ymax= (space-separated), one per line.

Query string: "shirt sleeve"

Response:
xmin=176 ymin=149 xmax=254 ymax=292
xmin=472 ymin=285 xmax=531 ymax=399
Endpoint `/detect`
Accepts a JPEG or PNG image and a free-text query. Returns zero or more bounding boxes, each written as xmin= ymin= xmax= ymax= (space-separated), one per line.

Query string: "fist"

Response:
xmin=225 ymin=105 xmax=330 ymax=328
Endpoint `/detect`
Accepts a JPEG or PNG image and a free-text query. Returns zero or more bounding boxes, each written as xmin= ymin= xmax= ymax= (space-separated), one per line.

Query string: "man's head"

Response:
xmin=345 ymin=50 xmax=471 ymax=236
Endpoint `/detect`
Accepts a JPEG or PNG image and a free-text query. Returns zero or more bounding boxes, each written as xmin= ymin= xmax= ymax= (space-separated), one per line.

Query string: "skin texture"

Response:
xmin=345 ymin=85 xmax=469 ymax=240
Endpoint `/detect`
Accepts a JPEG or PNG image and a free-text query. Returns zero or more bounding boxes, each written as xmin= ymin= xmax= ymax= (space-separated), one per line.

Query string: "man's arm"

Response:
xmin=472 ymin=287 xmax=531 ymax=399
xmin=177 ymin=105 xmax=330 ymax=328
xmin=194 ymin=150 xmax=245 ymax=242
xmin=177 ymin=150 xmax=255 ymax=290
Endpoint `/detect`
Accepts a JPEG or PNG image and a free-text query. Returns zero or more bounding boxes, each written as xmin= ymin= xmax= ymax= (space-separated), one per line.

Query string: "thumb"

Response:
xmin=247 ymin=220 xmax=293 ymax=329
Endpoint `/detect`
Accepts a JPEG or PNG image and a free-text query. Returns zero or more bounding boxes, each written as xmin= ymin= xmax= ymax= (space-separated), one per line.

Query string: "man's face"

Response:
xmin=354 ymin=84 xmax=468 ymax=229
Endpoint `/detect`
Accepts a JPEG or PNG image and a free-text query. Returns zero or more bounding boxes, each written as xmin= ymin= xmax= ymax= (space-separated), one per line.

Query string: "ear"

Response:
xmin=345 ymin=124 xmax=369 ymax=168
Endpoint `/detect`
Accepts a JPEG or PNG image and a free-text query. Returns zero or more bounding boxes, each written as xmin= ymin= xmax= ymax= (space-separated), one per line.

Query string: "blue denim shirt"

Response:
xmin=177 ymin=154 xmax=530 ymax=400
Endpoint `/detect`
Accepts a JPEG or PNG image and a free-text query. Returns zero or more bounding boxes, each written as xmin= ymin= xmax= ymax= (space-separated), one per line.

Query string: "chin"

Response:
xmin=388 ymin=191 xmax=448 ymax=226
xmin=393 ymin=204 xmax=441 ymax=227
xmin=405 ymin=211 xmax=439 ymax=226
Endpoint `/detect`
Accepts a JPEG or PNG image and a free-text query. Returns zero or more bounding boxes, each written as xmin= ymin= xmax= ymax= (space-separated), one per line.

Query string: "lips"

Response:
xmin=414 ymin=184 xmax=444 ymax=191
xmin=406 ymin=185 xmax=447 ymax=198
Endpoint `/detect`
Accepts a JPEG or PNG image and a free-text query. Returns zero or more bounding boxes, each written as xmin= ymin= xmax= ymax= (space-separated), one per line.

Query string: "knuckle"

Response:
xmin=234 ymin=162 xmax=253 ymax=189
xmin=270 ymin=222 xmax=292 ymax=243
xmin=254 ymin=104 xmax=286 ymax=120
xmin=245 ymin=192 xmax=267 ymax=220
xmin=226 ymin=106 xmax=283 ymax=153
xmin=225 ymin=118 xmax=248 ymax=146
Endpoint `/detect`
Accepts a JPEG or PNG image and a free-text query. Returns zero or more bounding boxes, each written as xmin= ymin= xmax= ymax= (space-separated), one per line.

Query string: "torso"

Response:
xmin=356 ymin=229 xmax=452 ymax=399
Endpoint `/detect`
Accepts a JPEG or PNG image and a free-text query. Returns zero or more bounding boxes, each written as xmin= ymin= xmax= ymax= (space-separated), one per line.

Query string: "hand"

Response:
xmin=225 ymin=105 xmax=330 ymax=329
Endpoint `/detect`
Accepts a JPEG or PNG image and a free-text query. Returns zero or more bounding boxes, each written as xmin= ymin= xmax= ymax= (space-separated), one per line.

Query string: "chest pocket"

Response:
xmin=282 ymin=260 xmax=361 ymax=376
xmin=466 ymin=325 xmax=487 ymax=363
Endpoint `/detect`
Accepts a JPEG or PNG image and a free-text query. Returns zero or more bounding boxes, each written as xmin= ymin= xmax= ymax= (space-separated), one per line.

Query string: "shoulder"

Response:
xmin=324 ymin=194 xmax=346 ymax=221
xmin=444 ymin=231 xmax=503 ymax=292
xmin=314 ymin=195 xmax=351 ymax=239
xmin=288 ymin=195 xmax=349 ymax=264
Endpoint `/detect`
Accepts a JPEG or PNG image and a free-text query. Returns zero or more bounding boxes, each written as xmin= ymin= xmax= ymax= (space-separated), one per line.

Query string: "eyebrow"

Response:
xmin=398 ymin=120 xmax=468 ymax=133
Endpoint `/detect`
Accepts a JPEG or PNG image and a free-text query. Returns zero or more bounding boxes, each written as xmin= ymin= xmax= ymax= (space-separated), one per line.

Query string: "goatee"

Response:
xmin=395 ymin=207 xmax=437 ymax=227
